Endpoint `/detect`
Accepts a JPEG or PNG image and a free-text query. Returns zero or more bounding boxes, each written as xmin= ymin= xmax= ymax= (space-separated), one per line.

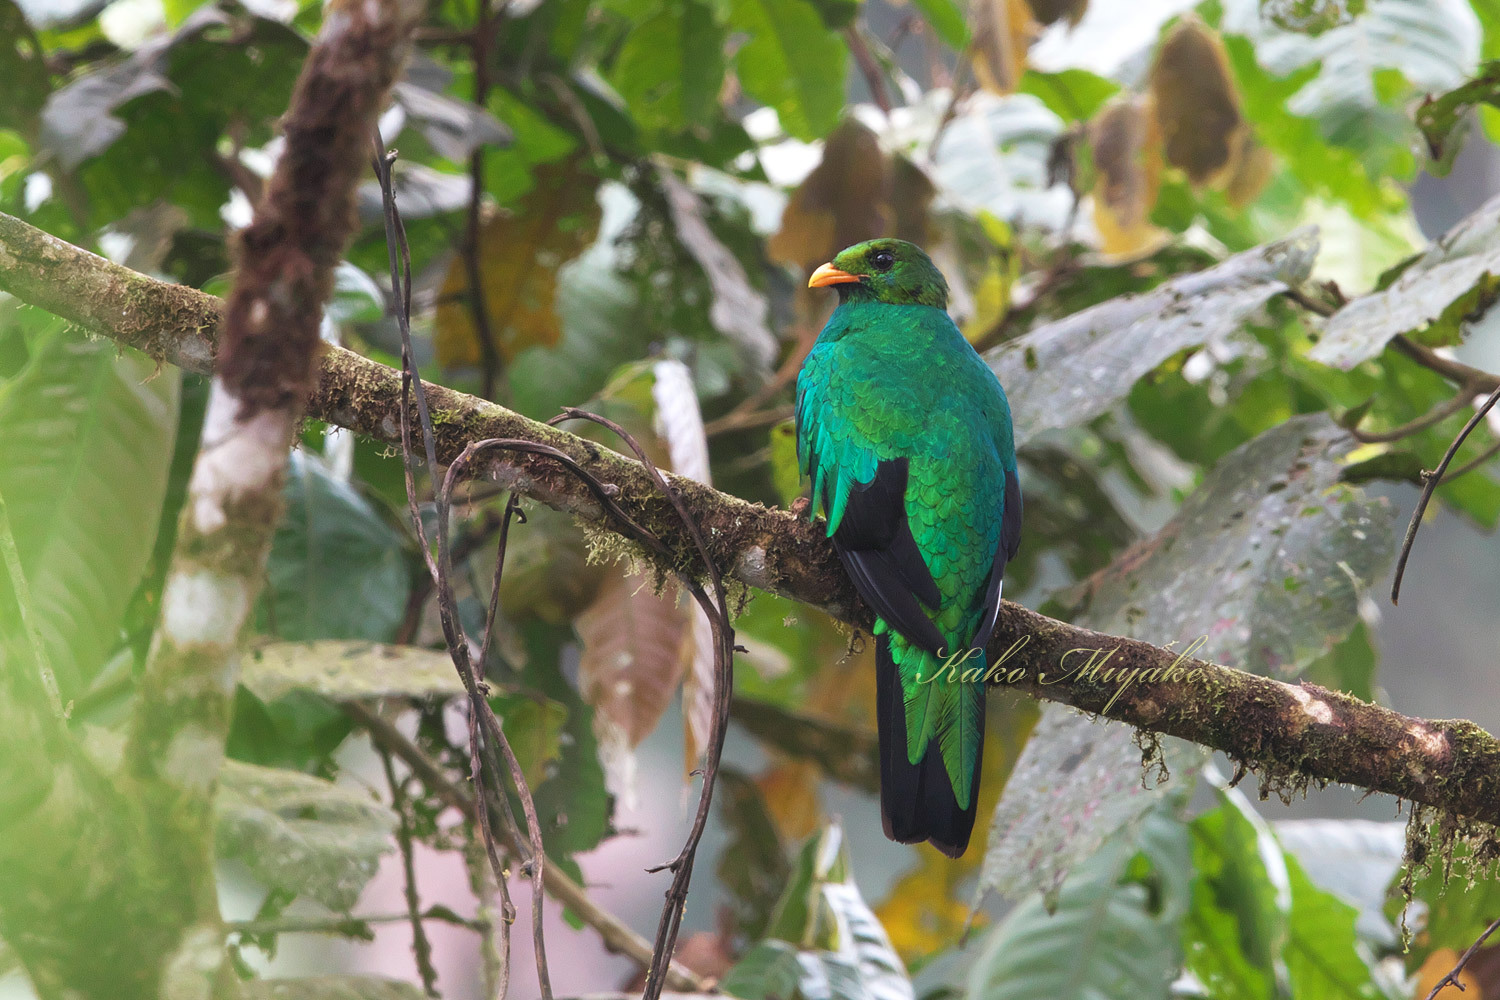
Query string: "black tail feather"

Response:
xmin=876 ymin=634 xmax=984 ymax=858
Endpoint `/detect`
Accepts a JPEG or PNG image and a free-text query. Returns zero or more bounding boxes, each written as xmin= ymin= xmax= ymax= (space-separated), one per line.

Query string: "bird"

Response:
xmin=795 ymin=238 xmax=1021 ymax=858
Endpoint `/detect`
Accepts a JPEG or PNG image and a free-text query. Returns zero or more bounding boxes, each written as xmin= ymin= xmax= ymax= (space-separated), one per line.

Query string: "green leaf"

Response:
xmin=261 ymin=453 xmax=411 ymax=643
xmin=726 ymin=0 xmax=847 ymax=141
xmin=717 ymin=769 xmax=793 ymax=945
xmin=489 ymin=691 xmax=567 ymax=788
xmin=1283 ymin=852 xmax=1382 ymax=999
xmin=968 ymin=805 xmax=1191 ymax=1000
xmin=1274 ymin=817 xmax=1404 ymax=946
xmin=1309 ymin=194 xmax=1500 ymax=369
xmin=978 ymin=706 xmax=1202 ymax=907
xmin=611 ymin=0 xmax=727 ymax=134
xmin=1017 ymin=68 xmax=1117 ymax=122
xmin=990 ymin=229 xmax=1319 ymax=447
xmin=0 ymin=0 xmax=49 ymax=139
xmin=327 ymin=262 xmax=387 ymax=327
xmin=240 ymin=641 xmax=466 ymax=703
xmin=725 ymin=823 xmax=914 ymax=1000
xmin=1414 ymin=61 xmax=1500 ymax=164
xmin=1226 ymin=0 xmax=1476 ymax=160
xmin=0 ymin=310 xmax=178 ymax=697
xmin=216 ymin=760 xmax=397 ymax=912
xmin=1185 ymin=791 xmax=1288 ymax=1000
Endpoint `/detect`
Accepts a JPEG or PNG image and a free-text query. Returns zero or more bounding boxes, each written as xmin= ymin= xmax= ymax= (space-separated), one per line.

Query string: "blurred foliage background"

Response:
xmin=6 ymin=0 xmax=1500 ymax=996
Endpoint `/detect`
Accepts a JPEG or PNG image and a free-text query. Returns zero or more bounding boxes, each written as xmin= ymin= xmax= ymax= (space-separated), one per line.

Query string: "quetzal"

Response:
xmin=795 ymin=238 xmax=1021 ymax=858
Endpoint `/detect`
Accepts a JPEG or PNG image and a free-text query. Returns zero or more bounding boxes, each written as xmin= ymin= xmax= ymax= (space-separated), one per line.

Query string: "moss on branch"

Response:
xmin=2 ymin=209 xmax=1499 ymax=837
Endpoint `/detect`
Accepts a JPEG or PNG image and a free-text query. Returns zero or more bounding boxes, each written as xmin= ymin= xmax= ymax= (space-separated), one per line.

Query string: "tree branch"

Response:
xmin=3 ymin=211 xmax=1500 ymax=833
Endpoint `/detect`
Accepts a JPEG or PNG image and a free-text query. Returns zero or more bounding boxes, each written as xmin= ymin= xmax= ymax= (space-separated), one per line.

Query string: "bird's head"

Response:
xmin=807 ymin=238 xmax=949 ymax=309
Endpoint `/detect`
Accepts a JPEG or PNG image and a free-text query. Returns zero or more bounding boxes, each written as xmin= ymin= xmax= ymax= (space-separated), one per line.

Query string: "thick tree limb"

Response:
xmin=3 ymin=212 xmax=1500 ymax=834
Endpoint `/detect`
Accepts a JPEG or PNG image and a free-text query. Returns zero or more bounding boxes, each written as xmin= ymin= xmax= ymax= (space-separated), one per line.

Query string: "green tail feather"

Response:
xmin=887 ymin=629 xmax=985 ymax=810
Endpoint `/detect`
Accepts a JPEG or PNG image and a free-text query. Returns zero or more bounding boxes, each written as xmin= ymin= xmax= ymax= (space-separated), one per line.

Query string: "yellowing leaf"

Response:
xmin=1148 ymin=17 xmax=1246 ymax=188
xmin=434 ymin=158 xmax=601 ymax=369
xmin=1089 ymin=95 xmax=1169 ymax=260
xmin=970 ymin=0 xmax=1038 ymax=95
xmin=1225 ymin=136 xmax=1276 ymax=208
xmin=757 ymin=758 xmax=824 ymax=841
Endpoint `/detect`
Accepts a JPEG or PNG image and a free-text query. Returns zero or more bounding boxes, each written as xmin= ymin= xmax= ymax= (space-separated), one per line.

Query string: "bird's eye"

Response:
xmin=871 ymin=250 xmax=895 ymax=272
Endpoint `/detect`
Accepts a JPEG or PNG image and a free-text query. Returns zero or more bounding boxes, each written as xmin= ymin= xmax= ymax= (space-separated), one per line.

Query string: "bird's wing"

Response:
xmin=832 ymin=458 xmax=947 ymax=654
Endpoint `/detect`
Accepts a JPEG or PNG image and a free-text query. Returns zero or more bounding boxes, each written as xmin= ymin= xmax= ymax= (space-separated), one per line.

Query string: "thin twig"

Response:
xmin=1348 ymin=382 xmax=1482 ymax=444
xmin=1440 ymin=438 xmax=1500 ymax=483
xmin=373 ymin=135 xmax=552 ymax=1000
xmin=1392 ymin=382 xmax=1500 ymax=604
xmin=1423 ymin=915 xmax=1500 ymax=1000
xmin=343 ymin=703 xmax=712 ymax=992
xmin=378 ymin=745 xmax=441 ymax=995
xmin=551 ymin=409 xmax=735 ymax=1000
xmin=845 ymin=25 xmax=893 ymax=114
xmin=1392 ymin=334 xmax=1500 ymax=393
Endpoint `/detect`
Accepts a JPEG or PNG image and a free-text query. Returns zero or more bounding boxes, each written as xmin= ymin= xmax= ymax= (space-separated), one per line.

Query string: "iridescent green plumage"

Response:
xmin=796 ymin=239 xmax=1020 ymax=857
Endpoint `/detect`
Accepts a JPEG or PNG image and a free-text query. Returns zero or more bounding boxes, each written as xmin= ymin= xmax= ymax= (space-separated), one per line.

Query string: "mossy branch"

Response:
xmin=2 ymin=211 xmax=1499 ymax=835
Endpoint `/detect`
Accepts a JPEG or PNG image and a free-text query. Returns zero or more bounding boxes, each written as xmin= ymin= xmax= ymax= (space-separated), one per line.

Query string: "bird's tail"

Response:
xmin=876 ymin=633 xmax=985 ymax=858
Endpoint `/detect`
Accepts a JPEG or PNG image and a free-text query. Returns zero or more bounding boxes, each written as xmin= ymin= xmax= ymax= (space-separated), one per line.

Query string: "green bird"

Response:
xmin=796 ymin=238 xmax=1021 ymax=858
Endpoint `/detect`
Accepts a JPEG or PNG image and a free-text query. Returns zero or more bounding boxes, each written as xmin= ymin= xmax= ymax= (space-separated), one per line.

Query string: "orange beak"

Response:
xmin=808 ymin=262 xmax=861 ymax=288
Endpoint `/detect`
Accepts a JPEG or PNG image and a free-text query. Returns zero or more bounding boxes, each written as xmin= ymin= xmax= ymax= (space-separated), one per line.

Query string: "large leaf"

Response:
xmin=990 ymin=228 xmax=1319 ymax=446
xmin=1184 ymin=787 xmax=1289 ymax=1000
xmin=1058 ymin=415 xmax=1394 ymax=676
xmin=1273 ymin=818 xmax=1404 ymax=945
xmin=216 ymin=759 xmax=396 ymax=912
xmin=575 ymin=566 xmax=693 ymax=798
xmin=0 ymin=311 xmax=178 ymax=696
xmin=923 ymin=91 xmax=1071 ymax=232
xmin=723 ymin=823 xmax=913 ymax=1000
xmin=261 ymin=453 xmax=410 ymax=643
xmin=610 ymin=0 xmax=727 ymax=135
xmin=977 ymin=706 xmax=1202 ymax=907
xmin=982 ymin=416 xmax=1392 ymax=905
xmin=725 ymin=0 xmax=847 ymax=141
xmin=968 ymin=804 xmax=1192 ymax=1000
xmin=240 ymin=641 xmax=466 ymax=703
xmin=1282 ymin=853 xmax=1382 ymax=999
xmin=1309 ymin=192 xmax=1500 ymax=369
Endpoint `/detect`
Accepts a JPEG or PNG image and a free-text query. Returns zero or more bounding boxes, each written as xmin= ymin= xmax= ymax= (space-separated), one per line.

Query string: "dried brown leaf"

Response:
xmin=767 ymin=117 xmax=891 ymax=271
xmin=1025 ymin=0 xmax=1087 ymax=26
xmin=1148 ymin=17 xmax=1246 ymax=187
